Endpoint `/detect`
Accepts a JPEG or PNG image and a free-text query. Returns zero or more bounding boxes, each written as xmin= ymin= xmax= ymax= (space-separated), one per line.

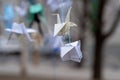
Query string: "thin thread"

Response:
xmin=51 ymin=52 xmax=57 ymax=80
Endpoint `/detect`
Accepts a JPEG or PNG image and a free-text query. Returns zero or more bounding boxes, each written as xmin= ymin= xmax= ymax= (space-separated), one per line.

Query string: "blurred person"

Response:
xmin=28 ymin=0 xmax=37 ymax=5
xmin=27 ymin=0 xmax=44 ymax=36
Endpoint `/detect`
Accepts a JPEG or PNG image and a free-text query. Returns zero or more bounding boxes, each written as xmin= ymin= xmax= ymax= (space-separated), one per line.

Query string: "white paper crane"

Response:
xmin=53 ymin=7 xmax=77 ymax=36
xmin=5 ymin=22 xmax=36 ymax=42
xmin=15 ymin=1 xmax=28 ymax=17
xmin=60 ymin=41 xmax=82 ymax=62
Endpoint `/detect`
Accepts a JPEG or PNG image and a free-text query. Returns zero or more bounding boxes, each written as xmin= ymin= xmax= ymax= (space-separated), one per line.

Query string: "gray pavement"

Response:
xmin=0 ymin=60 xmax=120 ymax=80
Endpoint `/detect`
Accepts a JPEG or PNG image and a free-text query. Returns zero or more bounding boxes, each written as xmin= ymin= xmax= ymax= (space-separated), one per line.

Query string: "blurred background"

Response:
xmin=0 ymin=0 xmax=120 ymax=80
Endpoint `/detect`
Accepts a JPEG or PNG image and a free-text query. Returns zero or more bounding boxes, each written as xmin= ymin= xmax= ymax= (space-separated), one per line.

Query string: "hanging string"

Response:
xmin=49 ymin=1 xmax=63 ymax=80
xmin=67 ymin=0 xmax=72 ymax=44
xmin=51 ymin=52 xmax=57 ymax=80
xmin=68 ymin=28 xmax=71 ymax=43
xmin=50 ymin=0 xmax=68 ymax=79
xmin=50 ymin=0 xmax=72 ymax=79
xmin=60 ymin=0 xmax=72 ymax=44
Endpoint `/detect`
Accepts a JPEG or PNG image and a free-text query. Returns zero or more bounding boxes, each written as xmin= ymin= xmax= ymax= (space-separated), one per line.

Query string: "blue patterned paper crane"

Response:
xmin=0 ymin=4 xmax=15 ymax=29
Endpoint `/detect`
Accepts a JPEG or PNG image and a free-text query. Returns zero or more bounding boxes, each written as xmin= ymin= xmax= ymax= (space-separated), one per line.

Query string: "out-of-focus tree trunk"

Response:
xmin=91 ymin=0 xmax=106 ymax=79
xmin=93 ymin=33 xmax=105 ymax=80
xmin=91 ymin=0 xmax=120 ymax=80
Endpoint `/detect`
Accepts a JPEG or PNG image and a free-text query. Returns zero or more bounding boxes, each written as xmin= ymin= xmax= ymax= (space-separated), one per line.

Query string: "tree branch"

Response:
xmin=103 ymin=8 xmax=120 ymax=39
xmin=87 ymin=0 xmax=108 ymax=33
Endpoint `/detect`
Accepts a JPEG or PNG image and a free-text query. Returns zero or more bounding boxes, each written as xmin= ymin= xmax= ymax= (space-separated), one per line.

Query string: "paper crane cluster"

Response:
xmin=53 ymin=7 xmax=82 ymax=62
xmin=3 ymin=2 xmax=43 ymax=43
xmin=2 ymin=1 xmax=82 ymax=63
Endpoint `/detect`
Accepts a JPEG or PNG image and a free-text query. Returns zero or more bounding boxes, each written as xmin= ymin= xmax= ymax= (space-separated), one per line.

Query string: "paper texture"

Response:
xmin=60 ymin=41 xmax=82 ymax=62
xmin=5 ymin=22 xmax=23 ymax=34
xmin=5 ymin=22 xmax=36 ymax=42
xmin=53 ymin=7 xmax=77 ymax=36
xmin=27 ymin=28 xmax=36 ymax=33
xmin=54 ymin=23 xmax=65 ymax=36
xmin=20 ymin=23 xmax=34 ymax=42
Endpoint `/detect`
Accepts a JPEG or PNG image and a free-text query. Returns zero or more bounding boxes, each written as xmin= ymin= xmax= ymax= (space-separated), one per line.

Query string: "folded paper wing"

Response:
xmin=5 ymin=23 xmax=23 ymax=34
xmin=65 ymin=7 xmax=71 ymax=22
xmin=27 ymin=28 xmax=36 ymax=33
xmin=54 ymin=23 xmax=65 ymax=36
xmin=20 ymin=23 xmax=35 ymax=42
xmin=5 ymin=22 xmax=36 ymax=34
xmin=53 ymin=7 xmax=77 ymax=36
xmin=60 ymin=41 xmax=82 ymax=62
xmin=54 ymin=22 xmax=77 ymax=36
xmin=5 ymin=22 xmax=36 ymax=42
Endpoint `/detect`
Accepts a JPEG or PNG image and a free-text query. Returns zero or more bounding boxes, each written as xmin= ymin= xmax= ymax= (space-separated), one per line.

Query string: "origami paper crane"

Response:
xmin=5 ymin=22 xmax=36 ymax=42
xmin=60 ymin=41 xmax=82 ymax=62
xmin=0 ymin=4 xmax=15 ymax=29
xmin=53 ymin=7 xmax=77 ymax=36
xmin=15 ymin=1 xmax=28 ymax=17
xmin=3 ymin=5 xmax=15 ymax=20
